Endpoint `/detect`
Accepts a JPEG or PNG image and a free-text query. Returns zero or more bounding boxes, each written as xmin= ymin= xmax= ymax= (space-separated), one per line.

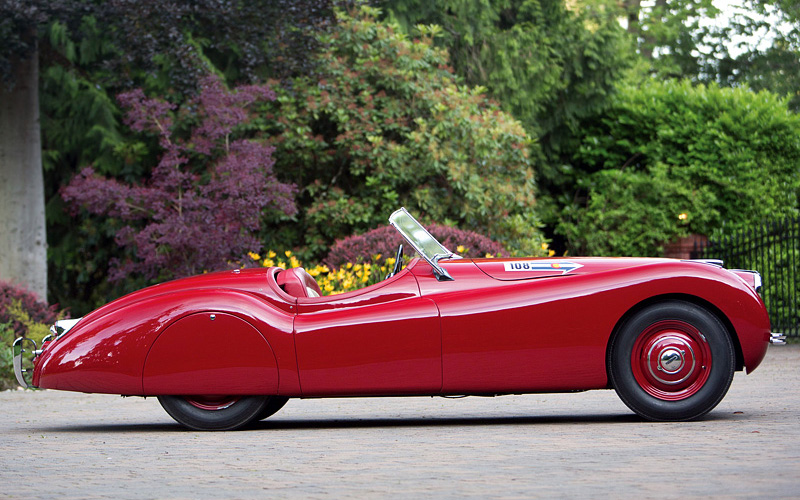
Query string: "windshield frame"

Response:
xmin=389 ymin=208 xmax=456 ymax=281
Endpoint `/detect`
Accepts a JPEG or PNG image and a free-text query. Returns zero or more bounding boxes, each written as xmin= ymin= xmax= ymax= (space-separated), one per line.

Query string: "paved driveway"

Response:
xmin=1 ymin=345 xmax=798 ymax=499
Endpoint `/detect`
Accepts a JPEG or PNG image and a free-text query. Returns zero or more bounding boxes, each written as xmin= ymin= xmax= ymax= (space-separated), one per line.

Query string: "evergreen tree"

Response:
xmin=0 ymin=0 xmax=339 ymax=310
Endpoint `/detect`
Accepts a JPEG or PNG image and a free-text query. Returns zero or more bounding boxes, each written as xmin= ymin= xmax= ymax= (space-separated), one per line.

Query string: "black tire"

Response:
xmin=608 ymin=300 xmax=735 ymax=421
xmin=256 ymin=396 xmax=289 ymax=421
xmin=157 ymin=395 xmax=269 ymax=431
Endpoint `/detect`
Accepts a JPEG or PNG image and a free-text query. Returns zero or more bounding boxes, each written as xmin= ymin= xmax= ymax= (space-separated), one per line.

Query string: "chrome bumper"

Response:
xmin=12 ymin=337 xmax=39 ymax=389
xmin=770 ymin=332 xmax=787 ymax=345
xmin=12 ymin=317 xmax=83 ymax=388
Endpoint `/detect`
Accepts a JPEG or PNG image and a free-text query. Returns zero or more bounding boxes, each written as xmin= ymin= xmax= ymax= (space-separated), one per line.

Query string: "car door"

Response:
xmin=293 ymin=268 xmax=442 ymax=396
xmin=414 ymin=259 xmax=610 ymax=394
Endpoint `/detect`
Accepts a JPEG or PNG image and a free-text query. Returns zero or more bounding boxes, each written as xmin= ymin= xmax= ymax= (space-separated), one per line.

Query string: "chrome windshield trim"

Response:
xmin=389 ymin=208 xmax=455 ymax=282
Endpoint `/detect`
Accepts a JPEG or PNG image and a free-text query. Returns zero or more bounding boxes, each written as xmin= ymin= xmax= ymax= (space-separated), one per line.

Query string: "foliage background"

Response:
xmin=0 ymin=0 xmax=798 ymax=320
xmin=268 ymin=7 xmax=544 ymax=258
xmin=561 ymin=80 xmax=800 ymax=256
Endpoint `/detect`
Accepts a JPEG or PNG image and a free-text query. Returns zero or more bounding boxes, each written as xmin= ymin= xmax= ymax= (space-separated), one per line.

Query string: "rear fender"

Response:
xmin=35 ymin=289 xmax=297 ymax=395
xmin=142 ymin=311 xmax=279 ymax=395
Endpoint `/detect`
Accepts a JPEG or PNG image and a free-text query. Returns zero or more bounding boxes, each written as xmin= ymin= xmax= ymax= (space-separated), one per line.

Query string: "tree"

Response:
xmin=384 ymin=0 xmax=633 ymax=141
xmin=0 ymin=0 xmax=339 ymax=309
xmin=269 ymin=6 xmax=546 ymax=256
xmin=621 ymin=0 xmax=719 ymax=76
xmin=715 ymin=0 xmax=800 ymax=111
xmin=61 ymin=76 xmax=296 ymax=283
xmin=623 ymin=0 xmax=800 ymax=110
xmin=381 ymin=0 xmax=635 ymax=244
xmin=0 ymin=4 xmax=47 ymax=300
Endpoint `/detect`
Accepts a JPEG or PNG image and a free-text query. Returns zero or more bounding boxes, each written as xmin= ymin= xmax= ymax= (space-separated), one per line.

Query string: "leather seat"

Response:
xmin=276 ymin=267 xmax=322 ymax=298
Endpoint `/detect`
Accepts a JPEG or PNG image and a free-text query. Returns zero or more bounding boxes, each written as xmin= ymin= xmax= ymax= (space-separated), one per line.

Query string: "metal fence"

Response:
xmin=697 ymin=218 xmax=800 ymax=338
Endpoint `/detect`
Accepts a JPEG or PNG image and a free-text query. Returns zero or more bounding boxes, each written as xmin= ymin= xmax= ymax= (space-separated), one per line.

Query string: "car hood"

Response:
xmin=471 ymin=257 xmax=677 ymax=280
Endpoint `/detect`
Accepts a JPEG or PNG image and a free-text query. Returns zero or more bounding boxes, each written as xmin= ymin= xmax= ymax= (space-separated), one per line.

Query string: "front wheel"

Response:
xmin=158 ymin=395 xmax=272 ymax=431
xmin=608 ymin=301 xmax=735 ymax=421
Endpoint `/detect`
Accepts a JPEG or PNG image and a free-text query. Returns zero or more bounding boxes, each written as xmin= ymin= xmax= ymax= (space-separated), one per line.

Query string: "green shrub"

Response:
xmin=562 ymin=80 xmax=800 ymax=256
xmin=1 ymin=301 xmax=54 ymax=390
xmin=1 ymin=282 xmax=63 ymax=390
xmin=1 ymin=281 xmax=61 ymax=336
xmin=0 ymin=322 xmax=15 ymax=391
xmin=268 ymin=6 xmax=546 ymax=257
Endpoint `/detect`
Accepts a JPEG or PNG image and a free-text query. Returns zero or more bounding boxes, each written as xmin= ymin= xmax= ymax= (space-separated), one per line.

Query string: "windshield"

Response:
xmin=389 ymin=208 xmax=455 ymax=281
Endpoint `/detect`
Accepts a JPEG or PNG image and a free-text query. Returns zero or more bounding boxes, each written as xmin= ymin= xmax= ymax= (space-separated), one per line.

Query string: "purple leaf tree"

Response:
xmin=62 ymin=75 xmax=296 ymax=282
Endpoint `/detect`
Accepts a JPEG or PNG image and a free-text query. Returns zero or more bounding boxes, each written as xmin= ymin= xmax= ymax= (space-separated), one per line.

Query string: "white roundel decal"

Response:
xmin=502 ymin=261 xmax=583 ymax=274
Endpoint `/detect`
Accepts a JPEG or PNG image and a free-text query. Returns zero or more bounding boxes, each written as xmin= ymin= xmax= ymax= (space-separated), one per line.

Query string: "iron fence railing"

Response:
xmin=697 ymin=217 xmax=799 ymax=338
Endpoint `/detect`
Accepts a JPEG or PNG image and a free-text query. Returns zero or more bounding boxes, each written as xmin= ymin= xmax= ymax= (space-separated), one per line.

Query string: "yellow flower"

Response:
xmin=267 ymin=250 xmax=277 ymax=259
xmin=548 ymin=250 xmax=555 ymax=257
xmin=285 ymin=250 xmax=293 ymax=258
xmin=541 ymin=242 xmax=549 ymax=251
xmin=456 ymin=245 xmax=466 ymax=254
xmin=248 ymin=252 xmax=261 ymax=261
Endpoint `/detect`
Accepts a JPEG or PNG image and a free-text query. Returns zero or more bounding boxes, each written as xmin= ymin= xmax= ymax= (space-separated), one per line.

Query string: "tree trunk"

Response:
xmin=0 ymin=45 xmax=48 ymax=301
xmin=622 ymin=0 xmax=641 ymax=35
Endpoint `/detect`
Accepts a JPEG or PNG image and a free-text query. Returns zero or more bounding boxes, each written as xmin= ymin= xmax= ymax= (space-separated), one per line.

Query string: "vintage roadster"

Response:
xmin=14 ymin=208 xmax=784 ymax=430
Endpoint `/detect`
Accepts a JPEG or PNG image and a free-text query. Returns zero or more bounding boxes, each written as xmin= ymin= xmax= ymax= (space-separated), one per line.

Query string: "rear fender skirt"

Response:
xmin=142 ymin=312 xmax=279 ymax=395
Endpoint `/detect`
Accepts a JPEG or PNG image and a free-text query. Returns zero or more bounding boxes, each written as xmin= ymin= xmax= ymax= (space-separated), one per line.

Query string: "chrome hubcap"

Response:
xmin=644 ymin=334 xmax=697 ymax=386
xmin=659 ymin=348 xmax=685 ymax=373
xmin=632 ymin=320 xmax=713 ymax=401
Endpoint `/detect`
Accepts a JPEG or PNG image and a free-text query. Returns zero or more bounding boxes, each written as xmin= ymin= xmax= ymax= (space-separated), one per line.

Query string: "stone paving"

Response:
xmin=1 ymin=345 xmax=798 ymax=499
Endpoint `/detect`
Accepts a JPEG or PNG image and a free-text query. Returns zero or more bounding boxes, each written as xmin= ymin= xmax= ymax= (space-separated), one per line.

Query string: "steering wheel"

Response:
xmin=386 ymin=244 xmax=403 ymax=280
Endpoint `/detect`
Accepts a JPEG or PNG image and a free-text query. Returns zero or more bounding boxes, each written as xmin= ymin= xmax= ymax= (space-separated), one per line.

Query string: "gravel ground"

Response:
xmin=1 ymin=345 xmax=798 ymax=499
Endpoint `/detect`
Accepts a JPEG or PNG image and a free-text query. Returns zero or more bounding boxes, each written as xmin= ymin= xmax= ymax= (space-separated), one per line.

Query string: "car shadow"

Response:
xmin=253 ymin=413 xmax=643 ymax=431
xmin=32 ymin=411 xmax=739 ymax=433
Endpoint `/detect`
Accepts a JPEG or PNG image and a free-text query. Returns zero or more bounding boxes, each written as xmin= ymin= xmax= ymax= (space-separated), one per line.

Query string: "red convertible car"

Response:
xmin=14 ymin=208 xmax=784 ymax=430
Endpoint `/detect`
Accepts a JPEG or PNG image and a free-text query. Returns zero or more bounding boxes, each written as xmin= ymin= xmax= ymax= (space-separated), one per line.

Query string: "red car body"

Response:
xmin=14 ymin=207 xmax=780 ymax=431
xmin=31 ymin=256 xmax=769 ymax=404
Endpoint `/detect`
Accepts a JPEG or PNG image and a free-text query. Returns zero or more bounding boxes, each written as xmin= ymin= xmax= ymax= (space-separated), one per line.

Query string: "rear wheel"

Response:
xmin=608 ymin=300 xmax=735 ymax=421
xmin=158 ymin=395 xmax=271 ymax=431
xmin=256 ymin=396 xmax=289 ymax=421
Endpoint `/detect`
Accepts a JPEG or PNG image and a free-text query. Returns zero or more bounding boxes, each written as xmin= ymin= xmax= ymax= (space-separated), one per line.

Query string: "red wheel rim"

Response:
xmin=184 ymin=396 xmax=240 ymax=411
xmin=631 ymin=320 xmax=712 ymax=401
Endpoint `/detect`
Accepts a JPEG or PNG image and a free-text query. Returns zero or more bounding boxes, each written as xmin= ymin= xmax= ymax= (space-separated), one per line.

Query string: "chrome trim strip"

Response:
xmin=770 ymin=332 xmax=787 ymax=345
xmin=731 ymin=270 xmax=762 ymax=291
xmin=689 ymin=259 xmax=724 ymax=267
xmin=50 ymin=317 xmax=83 ymax=339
